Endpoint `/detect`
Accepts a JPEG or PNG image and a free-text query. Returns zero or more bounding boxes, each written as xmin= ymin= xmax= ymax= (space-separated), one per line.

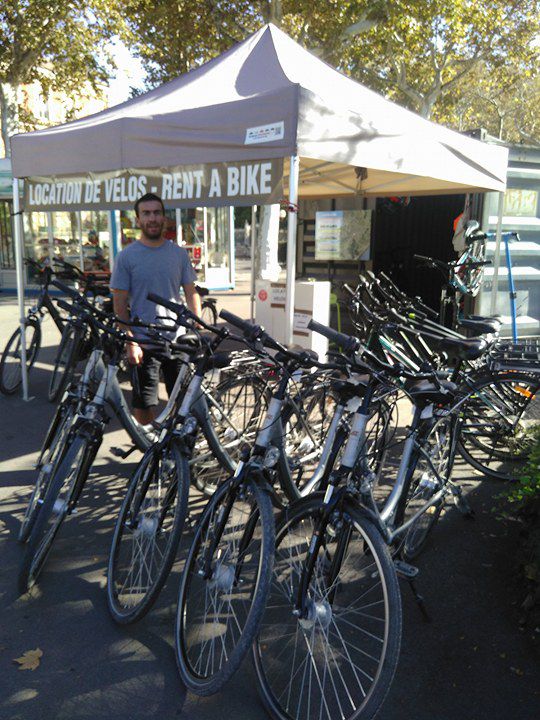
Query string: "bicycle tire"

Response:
xmin=175 ymin=477 xmax=275 ymax=695
xmin=253 ymin=495 xmax=402 ymax=720
xmin=107 ymin=441 xmax=190 ymax=624
xmin=278 ymin=381 xmax=339 ymax=501
xmin=18 ymin=434 xmax=94 ymax=594
xmin=18 ymin=400 xmax=76 ymax=543
xmin=457 ymin=371 xmax=540 ymax=481
xmin=47 ymin=323 xmax=83 ymax=402
xmin=0 ymin=320 xmax=41 ymax=395
xmin=194 ymin=374 xmax=269 ymax=496
xmin=201 ymin=301 xmax=218 ymax=326
xmin=398 ymin=416 xmax=453 ymax=561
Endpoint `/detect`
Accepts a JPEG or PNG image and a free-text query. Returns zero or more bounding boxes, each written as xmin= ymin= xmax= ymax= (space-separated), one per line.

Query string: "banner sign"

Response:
xmin=23 ymin=158 xmax=284 ymax=211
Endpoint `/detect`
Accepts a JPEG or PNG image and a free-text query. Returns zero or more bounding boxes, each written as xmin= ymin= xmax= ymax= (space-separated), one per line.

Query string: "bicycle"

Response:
xmin=17 ymin=291 xmax=183 ymax=593
xmin=196 ymin=284 xmax=218 ymax=326
xmin=47 ymin=258 xmax=111 ymax=402
xmin=106 ymin=297 xmax=249 ymax=624
xmin=0 ymin=259 xmax=68 ymax=395
xmin=253 ymin=319 xmax=485 ymax=720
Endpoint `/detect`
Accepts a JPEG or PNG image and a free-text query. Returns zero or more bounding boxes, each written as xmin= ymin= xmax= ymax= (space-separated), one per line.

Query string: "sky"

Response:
xmin=105 ymin=40 xmax=147 ymax=107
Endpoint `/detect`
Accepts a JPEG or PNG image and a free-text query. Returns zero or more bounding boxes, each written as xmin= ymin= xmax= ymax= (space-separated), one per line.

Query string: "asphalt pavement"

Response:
xmin=0 ymin=293 xmax=538 ymax=720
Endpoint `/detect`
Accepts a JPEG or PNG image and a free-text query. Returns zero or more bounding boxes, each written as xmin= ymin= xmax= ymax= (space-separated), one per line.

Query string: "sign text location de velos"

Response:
xmin=24 ymin=159 xmax=284 ymax=212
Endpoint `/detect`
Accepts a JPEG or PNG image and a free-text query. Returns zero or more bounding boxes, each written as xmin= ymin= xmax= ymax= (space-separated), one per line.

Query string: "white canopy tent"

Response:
xmin=10 ymin=23 xmax=508 ymax=398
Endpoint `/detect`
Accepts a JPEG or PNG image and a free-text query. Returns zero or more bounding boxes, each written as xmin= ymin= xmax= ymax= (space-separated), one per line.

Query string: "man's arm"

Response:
xmin=184 ymin=282 xmax=202 ymax=319
xmin=112 ymin=288 xmax=143 ymax=364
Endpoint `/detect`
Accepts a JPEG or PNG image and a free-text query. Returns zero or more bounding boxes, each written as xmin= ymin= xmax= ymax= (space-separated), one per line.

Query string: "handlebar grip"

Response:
xmin=413 ymin=254 xmax=432 ymax=263
xmin=219 ymin=309 xmax=253 ymax=332
xmin=51 ymin=278 xmax=80 ymax=299
xmin=147 ymin=292 xmax=186 ymax=316
xmin=307 ymin=319 xmax=359 ymax=353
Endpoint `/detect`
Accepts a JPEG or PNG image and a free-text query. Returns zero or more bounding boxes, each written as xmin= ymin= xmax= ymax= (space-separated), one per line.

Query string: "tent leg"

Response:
xmin=250 ymin=205 xmax=257 ymax=321
xmin=285 ymin=155 xmax=299 ymax=345
xmin=12 ymin=178 xmax=29 ymax=401
xmin=489 ymin=191 xmax=505 ymax=317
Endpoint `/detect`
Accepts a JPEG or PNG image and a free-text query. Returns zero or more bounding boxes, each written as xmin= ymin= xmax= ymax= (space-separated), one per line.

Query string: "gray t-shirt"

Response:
xmin=110 ymin=240 xmax=197 ymax=343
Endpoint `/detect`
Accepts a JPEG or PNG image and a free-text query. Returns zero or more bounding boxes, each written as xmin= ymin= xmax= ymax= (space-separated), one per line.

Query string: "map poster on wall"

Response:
xmin=315 ymin=210 xmax=372 ymax=261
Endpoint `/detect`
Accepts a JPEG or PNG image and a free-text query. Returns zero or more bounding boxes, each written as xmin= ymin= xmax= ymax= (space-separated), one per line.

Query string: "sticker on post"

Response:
xmin=245 ymin=122 xmax=285 ymax=145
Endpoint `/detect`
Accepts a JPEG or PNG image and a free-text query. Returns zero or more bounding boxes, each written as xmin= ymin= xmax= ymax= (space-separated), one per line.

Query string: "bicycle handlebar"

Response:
xmin=307 ymin=319 xmax=360 ymax=354
xmin=219 ymin=309 xmax=284 ymax=352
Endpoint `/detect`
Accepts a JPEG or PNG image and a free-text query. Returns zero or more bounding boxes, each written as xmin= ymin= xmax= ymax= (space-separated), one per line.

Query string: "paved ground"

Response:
xmin=0 ymin=278 xmax=538 ymax=720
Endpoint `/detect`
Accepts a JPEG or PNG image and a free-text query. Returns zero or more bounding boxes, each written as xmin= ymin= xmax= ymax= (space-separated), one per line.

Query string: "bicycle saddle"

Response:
xmin=439 ymin=336 xmax=488 ymax=361
xmin=405 ymin=378 xmax=458 ymax=406
xmin=458 ymin=317 xmax=501 ymax=335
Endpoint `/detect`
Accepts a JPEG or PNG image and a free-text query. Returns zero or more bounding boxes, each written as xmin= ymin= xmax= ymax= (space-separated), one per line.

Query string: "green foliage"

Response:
xmin=505 ymin=424 xmax=540 ymax=509
xmin=0 ymin=2 xmax=122 ymax=89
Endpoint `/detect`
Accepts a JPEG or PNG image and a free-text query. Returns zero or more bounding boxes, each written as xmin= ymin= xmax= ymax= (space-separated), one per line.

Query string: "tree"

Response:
xmin=0 ymin=1 xmax=122 ymax=155
xmin=123 ymin=1 xmax=539 ymax=144
xmin=343 ymin=1 xmax=539 ymax=122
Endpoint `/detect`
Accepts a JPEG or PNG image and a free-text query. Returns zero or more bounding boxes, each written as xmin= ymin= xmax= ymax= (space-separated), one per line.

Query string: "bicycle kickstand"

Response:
xmin=408 ymin=578 xmax=431 ymax=622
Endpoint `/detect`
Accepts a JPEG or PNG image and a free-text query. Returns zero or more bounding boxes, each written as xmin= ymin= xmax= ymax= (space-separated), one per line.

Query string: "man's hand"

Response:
xmin=184 ymin=282 xmax=203 ymax=325
xmin=126 ymin=341 xmax=144 ymax=365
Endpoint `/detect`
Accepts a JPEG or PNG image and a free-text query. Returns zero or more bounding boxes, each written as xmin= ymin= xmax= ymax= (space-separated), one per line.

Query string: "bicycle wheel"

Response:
xmin=399 ymin=416 xmax=453 ymax=561
xmin=193 ymin=374 xmax=269 ymax=496
xmin=0 ymin=320 xmax=41 ymax=395
xmin=18 ymin=434 xmax=94 ymax=594
xmin=253 ymin=496 xmax=402 ymax=720
xmin=201 ymin=301 xmax=218 ymax=326
xmin=48 ymin=323 xmax=83 ymax=402
xmin=175 ymin=477 xmax=275 ymax=695
xmin=278 ymin=380 xmax=339 ymax=501
xmin=457 ymin=372 xmax=540 ymax=480
xmin=107 ymin=441 xmax=190 ymax=624
xmin=18 ymin=400 xmax=76 ymax=543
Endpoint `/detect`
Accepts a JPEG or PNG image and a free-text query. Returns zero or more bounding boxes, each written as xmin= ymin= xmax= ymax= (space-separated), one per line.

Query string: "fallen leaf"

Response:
xmin=510 ymin=667 xmax=524 ymax=676
xmin=13 ymin=648 xmax=43 ymax=671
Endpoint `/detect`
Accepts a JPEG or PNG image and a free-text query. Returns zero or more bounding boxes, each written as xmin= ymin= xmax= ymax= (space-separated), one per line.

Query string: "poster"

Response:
xmin=315 ymin=210 xmax=371 ymax=261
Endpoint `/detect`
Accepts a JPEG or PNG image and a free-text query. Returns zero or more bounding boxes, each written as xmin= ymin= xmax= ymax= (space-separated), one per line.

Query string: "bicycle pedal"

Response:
xmin=453 ymin=493 xmax=474 ymax=518
xmin=110 ymin=445 xmax=136 ymax=460
xmin=394 ymin=560 xmax=419 ymax=579
xmin=408 ymin=579 xmax=432 ymax=623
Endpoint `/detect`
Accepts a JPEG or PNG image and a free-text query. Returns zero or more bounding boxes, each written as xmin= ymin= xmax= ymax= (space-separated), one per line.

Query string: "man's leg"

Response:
xmin=131 ymin=352 xmax=160 ymax=424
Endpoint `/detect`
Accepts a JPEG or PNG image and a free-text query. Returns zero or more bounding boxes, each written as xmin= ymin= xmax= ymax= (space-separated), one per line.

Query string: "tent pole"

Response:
xmin=489 ymin=191 xmax=505 ymax=316
xmin=285 ymin=155 xmax=299 ymax=345
xmin=12 ymin=178 xmax=29 ymax=401
xmin=229 ymin=206 xmax=235 ymax=289
xmin=250 ymin=205 xmax=257 ymax=321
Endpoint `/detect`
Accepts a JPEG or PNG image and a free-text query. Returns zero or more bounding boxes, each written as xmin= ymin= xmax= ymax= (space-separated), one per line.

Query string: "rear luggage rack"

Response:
xmin=488 ymin=340 xmax=540 ymax=373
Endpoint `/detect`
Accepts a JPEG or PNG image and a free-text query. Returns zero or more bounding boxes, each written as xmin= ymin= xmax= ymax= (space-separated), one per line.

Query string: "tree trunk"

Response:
xmin=0 ymin=82 xmax=20 ymax=157
xmin=266 ymin=0 xmax=283 ymax=26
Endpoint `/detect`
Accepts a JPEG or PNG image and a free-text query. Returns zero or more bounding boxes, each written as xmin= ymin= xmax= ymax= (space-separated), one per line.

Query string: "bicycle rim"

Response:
xmin=458 ymin=373 xmax=540 ymax=480
xmin=175 ymin=478 xmax=275 ymax=695
xmin=48 ymin=324 xmax=81 ymax=402
xmin=194 ymin=376 xmax=268 ymax=495
xmin=0 ymin=322 xmax=40 ymax=394
xmin=107 ymin=443 xmax=189 ymax=623
xmin=19 ymin=402 xmax=75 ymax=543
xmin=253 ymin=499 xmax=401 ymax=720
xmin=19 ymin=436 xmax=88 ymax=593
xmin=401 ymin=416 xmax=452 ymax=560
